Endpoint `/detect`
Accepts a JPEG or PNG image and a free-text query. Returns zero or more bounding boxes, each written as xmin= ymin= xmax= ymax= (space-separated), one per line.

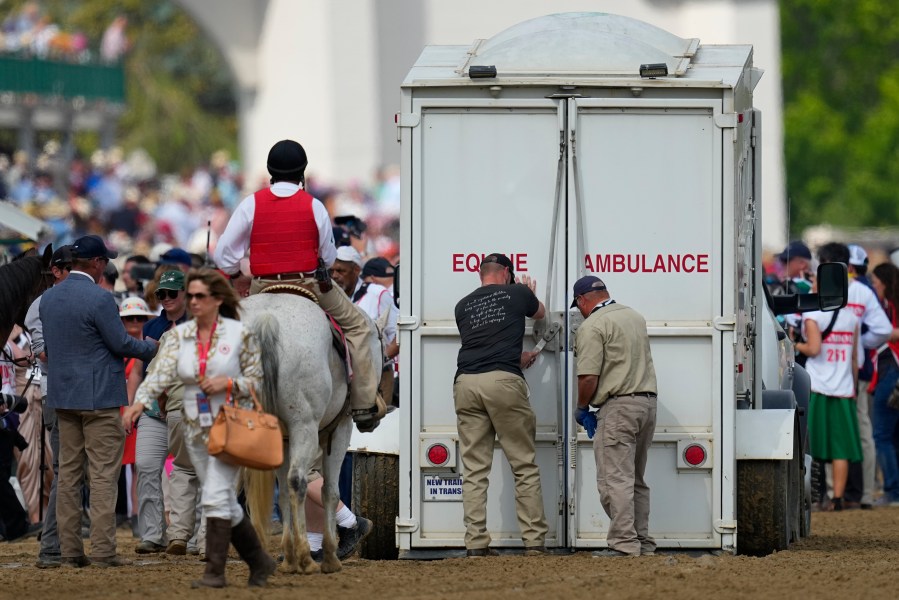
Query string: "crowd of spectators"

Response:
xmin=1 ymin=2 xmax=126 ymax=63
xmin=766 ymin=240 xmax=899 ymax=511
xmin=0 ymin=141 xmax=402 ymax=271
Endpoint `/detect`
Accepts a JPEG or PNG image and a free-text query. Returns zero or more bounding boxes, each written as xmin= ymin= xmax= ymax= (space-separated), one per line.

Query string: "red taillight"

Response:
xmin=427 ymin=443 xmax=449 ymax=466
xmin=683 ymin=444 xmax=707 ymax=467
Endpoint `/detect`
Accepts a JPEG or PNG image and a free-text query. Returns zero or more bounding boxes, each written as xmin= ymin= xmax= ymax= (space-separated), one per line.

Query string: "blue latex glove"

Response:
xmin=575 ymin=406 xmax=597 ymax=439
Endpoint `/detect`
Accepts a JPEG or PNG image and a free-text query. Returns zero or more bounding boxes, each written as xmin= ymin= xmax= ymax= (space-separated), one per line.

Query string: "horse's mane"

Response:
xmin=0 ymin=252 xmax=43 ymax=330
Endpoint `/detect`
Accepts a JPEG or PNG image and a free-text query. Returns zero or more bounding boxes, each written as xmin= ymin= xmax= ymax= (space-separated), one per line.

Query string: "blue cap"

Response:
xmin=778 ymin=241 xmax=811 ymax=262
xmin=362 ymin=257 xmax=395 ymax=278
xmin=71 ymin=235 xmax=118 ymax=259
xmin=159 ymin=247 xmax=192 ymax=267
xmin=570 ymin=276 xmax=607 ymax=307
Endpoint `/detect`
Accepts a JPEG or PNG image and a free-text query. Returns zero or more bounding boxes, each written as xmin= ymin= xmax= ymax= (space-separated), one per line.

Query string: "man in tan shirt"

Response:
xmin=572 ymin=276 xmax=657 ymax=557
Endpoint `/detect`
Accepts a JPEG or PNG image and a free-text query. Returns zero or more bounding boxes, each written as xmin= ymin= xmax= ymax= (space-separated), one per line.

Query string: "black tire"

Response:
xmin=737 ymin=459 xmax=790 ymax=556
xmin=350 ymin=452 xmax=399 ymax=560
xmin=810 ymin=459 xmax=824 ymax=504
xmin=788 ymin=429 xmax=802 ymax=543
xmin=800 ymin=453 xmax=812 ymax=538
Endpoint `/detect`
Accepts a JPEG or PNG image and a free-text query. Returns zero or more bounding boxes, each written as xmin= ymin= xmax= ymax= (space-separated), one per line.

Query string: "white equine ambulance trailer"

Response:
xmin=393 ymin=13 xmax=843 ymax=556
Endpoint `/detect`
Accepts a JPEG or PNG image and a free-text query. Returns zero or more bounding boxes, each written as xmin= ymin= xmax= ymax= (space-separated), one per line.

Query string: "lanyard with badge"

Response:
xmin=590 ymin=299 xmax=616 ymax=315
xmin=196 ymin=321 xmax=217 ymax=427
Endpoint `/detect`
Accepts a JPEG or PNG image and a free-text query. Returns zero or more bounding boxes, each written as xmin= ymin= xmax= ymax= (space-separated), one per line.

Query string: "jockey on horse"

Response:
xmin=214 ymin=139 xmax=387 ymax=433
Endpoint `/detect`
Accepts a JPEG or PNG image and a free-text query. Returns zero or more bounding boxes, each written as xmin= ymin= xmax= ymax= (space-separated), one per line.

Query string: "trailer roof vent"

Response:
xmin=462 ymin=12 xmax=697 ymax=78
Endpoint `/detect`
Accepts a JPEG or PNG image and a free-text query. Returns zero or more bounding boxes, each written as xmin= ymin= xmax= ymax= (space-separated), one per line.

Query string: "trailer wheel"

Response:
xmin=788 ymin=431 xmax=802 ymax=543
xmin=351 ymin=451 xmax=399 ymax=560
xmin=737 ymin=459 xmax=790 ymax=556
xmin=800 ymin=453 xmax=812 ymax=538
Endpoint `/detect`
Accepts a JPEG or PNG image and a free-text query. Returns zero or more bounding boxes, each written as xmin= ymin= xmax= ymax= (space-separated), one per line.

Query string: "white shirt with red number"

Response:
xmin=803 ymin=309 xmax=859 ymax=398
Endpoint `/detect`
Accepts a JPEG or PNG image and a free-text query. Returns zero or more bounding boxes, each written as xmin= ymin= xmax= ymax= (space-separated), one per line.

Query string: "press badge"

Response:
xmin=197 ymin=392 xmax=213 ymax=427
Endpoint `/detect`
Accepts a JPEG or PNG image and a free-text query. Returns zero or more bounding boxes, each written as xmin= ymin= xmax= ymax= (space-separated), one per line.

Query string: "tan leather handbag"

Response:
xmin=207 ymin=385 xmax=283 ymax=470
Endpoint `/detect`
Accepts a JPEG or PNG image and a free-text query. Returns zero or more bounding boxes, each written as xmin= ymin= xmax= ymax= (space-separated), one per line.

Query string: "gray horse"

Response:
xmin=242 ymin=292 xmax=380 ymax=574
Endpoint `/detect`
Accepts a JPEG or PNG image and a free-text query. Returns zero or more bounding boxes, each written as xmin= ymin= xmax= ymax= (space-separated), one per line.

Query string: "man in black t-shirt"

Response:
xmin=453 ymin=253 xmax=548 ymax=557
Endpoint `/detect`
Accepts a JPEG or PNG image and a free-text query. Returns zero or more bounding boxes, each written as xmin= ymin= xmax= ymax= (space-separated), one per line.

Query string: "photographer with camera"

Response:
xmin=0 ymin=339 xmax=32 ymax=542
xmin=120 ymin=255 xmax=152 ymax=300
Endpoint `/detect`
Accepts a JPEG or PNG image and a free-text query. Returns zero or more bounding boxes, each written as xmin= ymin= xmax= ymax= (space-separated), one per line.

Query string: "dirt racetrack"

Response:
xmin=3 ymin=507 xmax=899 ymax=600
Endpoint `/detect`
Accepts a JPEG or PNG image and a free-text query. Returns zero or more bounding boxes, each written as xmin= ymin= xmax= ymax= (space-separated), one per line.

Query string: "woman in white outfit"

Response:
xmin=123 ymin=269 xmax=276 ymax=588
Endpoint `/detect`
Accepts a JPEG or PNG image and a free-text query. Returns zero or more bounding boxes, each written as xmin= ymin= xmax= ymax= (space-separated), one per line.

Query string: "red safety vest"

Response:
xmin=249 ymin=187 xmax=319 ymax=275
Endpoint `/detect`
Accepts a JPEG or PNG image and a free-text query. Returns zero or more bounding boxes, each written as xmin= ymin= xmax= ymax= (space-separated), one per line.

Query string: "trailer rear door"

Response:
xmin=402 ymin=96 xmax=730 ymax=551
xmin=566 ymin=98 xmax=726 ymax=548
xmin=406 ymin=99 xmax=567 ymax=549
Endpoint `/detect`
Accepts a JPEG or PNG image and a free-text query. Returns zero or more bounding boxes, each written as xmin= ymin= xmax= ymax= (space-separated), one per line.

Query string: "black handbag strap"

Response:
xmin=820 ymin=309 xmax=840 ymax=341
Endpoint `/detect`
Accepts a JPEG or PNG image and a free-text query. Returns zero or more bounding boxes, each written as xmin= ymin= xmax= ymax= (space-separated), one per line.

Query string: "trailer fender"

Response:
xmin=736 ymin=408 xmax=795 ymax=460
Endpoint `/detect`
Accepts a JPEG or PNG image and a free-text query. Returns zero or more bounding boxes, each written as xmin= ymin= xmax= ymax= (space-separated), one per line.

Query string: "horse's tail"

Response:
xmin=253 ymin=311 xmax=280 ymax=416
xmin=245 ymin=310 xmax=280 ymax=543
xmin=243 ymin=468 xmax=275 ymax=542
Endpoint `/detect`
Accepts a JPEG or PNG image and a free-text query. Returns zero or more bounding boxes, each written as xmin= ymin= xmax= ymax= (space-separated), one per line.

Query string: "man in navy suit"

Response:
xmin=40 ymin=235 xmax=157 ymax=568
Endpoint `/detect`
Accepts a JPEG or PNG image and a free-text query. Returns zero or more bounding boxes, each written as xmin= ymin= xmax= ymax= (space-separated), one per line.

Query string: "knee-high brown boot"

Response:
xmin=192 ymin=517 xmax=231 ymax=588
xmin=230 ymin=517 xmax=277 ymax=587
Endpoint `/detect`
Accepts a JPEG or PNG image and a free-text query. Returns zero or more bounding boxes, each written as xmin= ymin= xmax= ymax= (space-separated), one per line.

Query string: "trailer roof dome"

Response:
xmin=465 ymin=12 xmax=699 ymax=77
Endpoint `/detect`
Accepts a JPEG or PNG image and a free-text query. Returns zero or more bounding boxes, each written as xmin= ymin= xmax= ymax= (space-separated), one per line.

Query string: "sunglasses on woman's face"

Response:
xmin=186 ymin=292 xmax=210 ymax=301
xmin=122 ymin=315 xmax=148 ymax=323
xmin=155 ymin=289 xmax=181 ymax=300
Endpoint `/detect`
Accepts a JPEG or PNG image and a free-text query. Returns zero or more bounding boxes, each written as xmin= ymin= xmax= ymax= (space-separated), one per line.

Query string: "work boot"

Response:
xmin=230 ymin=517 xmax=277 ymax=587
xmin=352 ymin=394 xmax=388 ymax=433
xmin=192 ymin=517 xmax=231 ymax=588
xmin=166 ymin=539 xmax=187 ymax=555
xmin=337 ymin=517 xmax=373 ymax=560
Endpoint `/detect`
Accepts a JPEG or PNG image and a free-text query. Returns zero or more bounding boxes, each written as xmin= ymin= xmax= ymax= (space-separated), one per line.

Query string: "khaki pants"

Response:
xmin=56 ymin=408 xmax=124 ymax=560
xmin=594 ymin=395 xmax=657 ymax=555
xmin=250 ymin=275 xmax=379 ymax=413
xmin=453 ymin=371 xmax=548 ymax=549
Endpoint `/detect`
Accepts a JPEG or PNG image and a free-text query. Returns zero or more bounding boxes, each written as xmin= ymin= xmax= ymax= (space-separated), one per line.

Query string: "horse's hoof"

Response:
xmin=320 ymin=557 xmax=342 ymax=574
xmin=300 ymin=561 xmax=320 ymax=575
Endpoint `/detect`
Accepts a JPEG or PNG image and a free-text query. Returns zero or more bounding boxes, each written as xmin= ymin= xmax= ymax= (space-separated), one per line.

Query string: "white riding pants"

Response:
xmin=185 ymin=434 xmax=244 ymax=524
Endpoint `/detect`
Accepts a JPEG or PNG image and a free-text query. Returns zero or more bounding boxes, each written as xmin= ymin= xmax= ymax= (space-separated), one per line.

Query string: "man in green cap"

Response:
xmin=129 ymin=270 xmax=200 ymax=556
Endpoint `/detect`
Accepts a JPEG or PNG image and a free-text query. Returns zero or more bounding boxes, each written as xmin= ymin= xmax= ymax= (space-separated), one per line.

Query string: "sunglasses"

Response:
xmin=122 ymin=315 xmax=148 ymax=323
xmin=186 ymin=292 xmax=211 ymax=301
xmin=154 ymin=289 xmax=181 ymax=300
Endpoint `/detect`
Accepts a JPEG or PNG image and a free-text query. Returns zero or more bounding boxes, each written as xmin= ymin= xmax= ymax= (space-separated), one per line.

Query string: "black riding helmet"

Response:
xmin=267 ymin=140 xmax=308 ymax=182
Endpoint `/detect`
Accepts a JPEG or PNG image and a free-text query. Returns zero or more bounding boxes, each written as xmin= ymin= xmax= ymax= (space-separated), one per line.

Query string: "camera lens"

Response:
xmin=0 ymin=393 xmax=28 ymax=414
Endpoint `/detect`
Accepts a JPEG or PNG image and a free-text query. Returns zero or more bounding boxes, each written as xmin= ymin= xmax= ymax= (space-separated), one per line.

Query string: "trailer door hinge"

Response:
xmin=395 ymin=112 xmax=420 ymax=128
xmin=397 ymin=315 xmax=420 ymax=330
xmin=395 ymin=518 xmax=420 ymax=533
xmin=713 ymin=315 xmax=736 ymax=331
xmin=714 ymin=519 xmax=737 ymax=533
xmin=715 ymin=113 xmax=738 ymax=129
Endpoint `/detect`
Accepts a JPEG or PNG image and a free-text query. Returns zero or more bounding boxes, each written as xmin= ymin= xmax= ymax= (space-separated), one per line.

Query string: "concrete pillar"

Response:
xmin=17 ymin=107 xmax=35 ymax=161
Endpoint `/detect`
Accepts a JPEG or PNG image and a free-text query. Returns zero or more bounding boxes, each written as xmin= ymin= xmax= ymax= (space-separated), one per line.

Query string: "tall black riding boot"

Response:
xmin=230 ymin=517 xmax=277 ymax=587
xmin=192 ymin=517 xmax=231 ymax=588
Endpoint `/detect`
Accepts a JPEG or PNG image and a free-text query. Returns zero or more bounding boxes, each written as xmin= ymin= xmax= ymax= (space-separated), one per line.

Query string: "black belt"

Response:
xmin=254 ymin=271 xmax=316 ymax=280
xmin=609 ymin=392 xmax=657 ymax=400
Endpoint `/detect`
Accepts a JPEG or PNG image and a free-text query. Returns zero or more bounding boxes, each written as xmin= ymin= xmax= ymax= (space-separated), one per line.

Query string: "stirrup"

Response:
xmin=352 ymin=396 xmax=387 ymax=432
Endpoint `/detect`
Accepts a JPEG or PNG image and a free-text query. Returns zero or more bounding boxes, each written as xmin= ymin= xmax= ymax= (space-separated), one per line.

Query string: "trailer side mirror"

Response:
xmin=767 ymin=261 xmax=849 ymax=315
xmin=816 ymin=262 xmax=849 ymax=312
